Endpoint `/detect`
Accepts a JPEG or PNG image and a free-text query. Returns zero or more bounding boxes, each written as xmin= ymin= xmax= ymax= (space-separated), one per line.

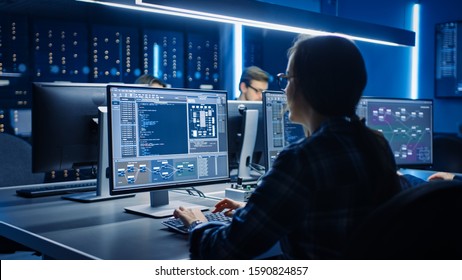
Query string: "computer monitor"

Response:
xmin=32 ymin=82 xmax=134 ymax=202
xmin=356 ymin=97 xmax=433 ymax=168
xmin=32 ymin=82 xmax=107 ymax=172
xmin=107 ymin=85 xmax=229 ymax=218
xmin=263 ymin=90 xmax=306 ymax=170
xmin=227 ymin=100 xmax=265 ymax=181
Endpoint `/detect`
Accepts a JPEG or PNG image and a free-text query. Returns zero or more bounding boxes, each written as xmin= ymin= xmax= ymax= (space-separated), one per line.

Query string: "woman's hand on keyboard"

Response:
xmin=428 ymin=172 xmax=455 ymax=181
xmin=173 ymin=206 xmax=207 ymax=227
xmin=213 ymin=198 xmax=245 ymax=217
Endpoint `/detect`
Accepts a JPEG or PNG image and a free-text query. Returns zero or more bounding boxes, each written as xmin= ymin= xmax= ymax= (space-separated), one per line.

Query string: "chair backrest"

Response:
xmin=345 ymin=180 xmax=462 ymax=259
xmin=432 ymin=134 xmax=462 ymax=173
xmin=0 ymin=133 xmax=44 ymax=187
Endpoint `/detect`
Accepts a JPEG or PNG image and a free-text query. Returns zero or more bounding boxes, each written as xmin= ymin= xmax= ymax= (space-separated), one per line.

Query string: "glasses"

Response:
xmin=277 ymin=73 xmax=293 ymax=91
xmin=247 ymin=84 xmax=265 ymax=94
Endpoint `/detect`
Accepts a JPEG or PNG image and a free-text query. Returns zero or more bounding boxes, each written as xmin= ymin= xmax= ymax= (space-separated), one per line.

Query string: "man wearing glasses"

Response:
xmin=237 ymin=66 xmax=269 ymax=101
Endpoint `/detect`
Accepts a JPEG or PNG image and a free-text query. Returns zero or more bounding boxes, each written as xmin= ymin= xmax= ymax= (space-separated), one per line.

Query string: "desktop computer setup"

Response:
xmin=105 ymin=87 xmax=306 ymax=231
xmin=21 ymin=84 xmax=434 ymax=231
xmin=22 ymin=83 xmax=267 ymax=209
xmin=107 ymin=85 xmax=230 ymax=218
xmin=18 ymin=82 xmax=133 ymax=201
xmin=24 ymin=84 xmax=304 ymax=212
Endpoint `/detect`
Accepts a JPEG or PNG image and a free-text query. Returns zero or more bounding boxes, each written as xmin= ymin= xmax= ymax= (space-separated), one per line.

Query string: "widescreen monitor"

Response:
xmin=107 ymin=85 xmax=229 ymax=217
xmin=263 ymin=90 xmax=305 ymax=170
xmin=356 ymin=97 xmax=433 ymax=168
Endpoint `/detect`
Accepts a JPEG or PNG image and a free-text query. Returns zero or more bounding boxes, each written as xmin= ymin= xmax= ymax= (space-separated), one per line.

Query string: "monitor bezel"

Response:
xmin=107 ymin=85 xmax=230 ymax=196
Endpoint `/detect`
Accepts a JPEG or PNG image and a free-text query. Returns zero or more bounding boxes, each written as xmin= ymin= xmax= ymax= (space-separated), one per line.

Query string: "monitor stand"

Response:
xmin=237 ymin=109 xmax=260 ymax=181
xmin=124 ymin=190 xmax=209 ymax=218
xmin=62 ymin=107 xmax=134 ymax=202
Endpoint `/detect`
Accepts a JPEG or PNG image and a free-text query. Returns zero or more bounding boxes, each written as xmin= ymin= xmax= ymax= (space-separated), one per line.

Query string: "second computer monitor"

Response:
xmin=263 ymin=90 xmax=306 ymax=171
xmin=227 ymin=100 xmax=265 ymax=180
xmin=107 ymin=85 xmax=229 ymax=217
xmin=32 ymin=82 xmax=107 ymax=173
xmin=356 ymin=97 xmax=433 ymax=168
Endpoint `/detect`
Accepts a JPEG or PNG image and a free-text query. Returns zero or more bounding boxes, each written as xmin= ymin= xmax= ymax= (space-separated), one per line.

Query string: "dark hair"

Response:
xmin=135 ymin=74 xmax=166 ymax=87
xmin=290 ymin=35 xmax=399 ymax=202
xmin=289 ymin=35 xmax=367 ymax=117
xmin=239 ymin=66 xmax=269 ymax=86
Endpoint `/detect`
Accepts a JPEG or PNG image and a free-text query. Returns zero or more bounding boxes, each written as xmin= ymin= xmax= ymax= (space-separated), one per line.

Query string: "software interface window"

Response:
xmin=108 ymin=86 xmax=229 ymax=193
xmin=356 ymin=97 xmax=433 ymax=167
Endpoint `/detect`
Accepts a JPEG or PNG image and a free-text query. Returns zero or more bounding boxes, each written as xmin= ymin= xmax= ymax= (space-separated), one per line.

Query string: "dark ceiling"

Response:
xmin=1 ymin=0 xmax=87 ymax=16
xmin=0 ymin=0 xmax=135 ymax=16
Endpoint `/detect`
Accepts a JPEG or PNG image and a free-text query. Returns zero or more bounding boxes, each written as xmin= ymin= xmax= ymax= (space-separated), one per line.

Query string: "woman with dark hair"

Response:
xmin=174 ymin=35 xmax=401 ymax=259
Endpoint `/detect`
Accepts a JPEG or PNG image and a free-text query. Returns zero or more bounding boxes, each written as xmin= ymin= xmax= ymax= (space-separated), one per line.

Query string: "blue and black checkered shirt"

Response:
xmin=190 ymin=117 xmax=401 ymax=259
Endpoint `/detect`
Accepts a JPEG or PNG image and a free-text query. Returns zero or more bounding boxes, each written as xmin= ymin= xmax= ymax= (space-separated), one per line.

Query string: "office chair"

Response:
xmin=0 ymin=133 xmax=44 ymax=187
xmin=432 ymin=134 xmax=462 ymax=173
xmin=345 ymin=180 xmax=462 ymax=259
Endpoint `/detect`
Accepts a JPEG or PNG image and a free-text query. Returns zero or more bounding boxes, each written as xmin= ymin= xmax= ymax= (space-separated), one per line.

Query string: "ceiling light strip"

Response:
xmin=77 ymin=0 xmax=402 ymax=46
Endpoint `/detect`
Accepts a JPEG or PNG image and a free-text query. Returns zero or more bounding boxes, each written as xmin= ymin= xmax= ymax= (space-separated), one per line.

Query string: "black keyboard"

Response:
xmin=16 ymin=180 xmax=97 ymax=198
xmin=162 ymin=212 xmax=232 ymax=234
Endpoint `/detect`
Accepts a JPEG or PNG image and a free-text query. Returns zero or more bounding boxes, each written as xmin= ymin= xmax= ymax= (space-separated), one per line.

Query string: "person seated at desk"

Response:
xmin=174 ymin=35 xmax=401 ymax=259
xmin=135 ymin=74 xmax=167 ymax=88
xmin=237 ymin=66 xmax=269 ymax=101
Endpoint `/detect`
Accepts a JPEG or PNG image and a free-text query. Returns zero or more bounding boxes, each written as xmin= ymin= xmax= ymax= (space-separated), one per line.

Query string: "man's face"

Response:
xmin=240 ymin=80 xmax=268 ymax=101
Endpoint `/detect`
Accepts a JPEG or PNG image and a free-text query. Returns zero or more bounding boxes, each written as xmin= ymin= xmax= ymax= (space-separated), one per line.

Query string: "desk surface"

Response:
xmin=1 ymin=169 xmax=456 ymax=260
xmin=0 ymin=183 xmax=228 ymax=260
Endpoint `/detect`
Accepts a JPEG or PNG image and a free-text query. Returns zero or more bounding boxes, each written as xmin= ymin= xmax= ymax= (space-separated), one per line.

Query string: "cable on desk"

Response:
xmin=250 ymin=163 xmax=265 ymax=176
xmin=176 ymin=187 xmax=206 ymax=198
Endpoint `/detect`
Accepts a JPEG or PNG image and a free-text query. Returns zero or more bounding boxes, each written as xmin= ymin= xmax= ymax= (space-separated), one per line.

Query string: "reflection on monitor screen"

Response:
xmin=263 ymin=91 xmax=305 ymax=170
xmin=108 ymin=85 xmax=229 ymax=218
xmin=356 ymin=97 xmax=433 ymax=168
